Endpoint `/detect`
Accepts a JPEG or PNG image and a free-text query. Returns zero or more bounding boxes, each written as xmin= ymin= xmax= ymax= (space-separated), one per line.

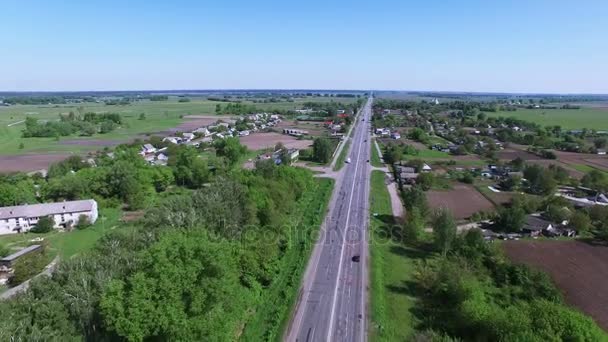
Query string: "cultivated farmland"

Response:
xmin=485 ymin=107 xmax=608 ymax=130
xmin=239 ymin=132 xmax=313 ymax=151
xmin=504 ymin=240 xmax=608 ymax=331
xmin=426 ymin=184 xmax=495 ymax=220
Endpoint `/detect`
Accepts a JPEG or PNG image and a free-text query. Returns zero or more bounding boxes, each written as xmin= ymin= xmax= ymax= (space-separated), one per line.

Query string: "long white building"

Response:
xmin=0 ymin=199 xmax=98 ymax=235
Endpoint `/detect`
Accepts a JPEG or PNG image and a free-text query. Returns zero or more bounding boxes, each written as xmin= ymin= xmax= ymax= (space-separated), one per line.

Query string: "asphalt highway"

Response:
xmin=286 ymin=97 xmax=373 ymax=342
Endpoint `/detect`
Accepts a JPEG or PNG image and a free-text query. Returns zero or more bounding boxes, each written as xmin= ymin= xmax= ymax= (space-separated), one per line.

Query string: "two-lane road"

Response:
xmin=287 ymin=97 xmax=373 ymax=342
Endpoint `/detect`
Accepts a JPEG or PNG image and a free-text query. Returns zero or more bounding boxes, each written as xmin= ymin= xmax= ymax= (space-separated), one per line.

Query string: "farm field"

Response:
xmin=504 ymin=240 xmax=608 ymax=331
xmin=473 ymin=181 xmax=517 ymax=206
xmin=0 ymin=153 xmax=72 ymax=173
xmin=0 ymin=96 xmax=358 ymax=156
xmin=426 ymin=184 xmax=495 ymax=221
xmin=238 ymin=132 xmax=312 ymax=151
xmin=275 ymin=119 xmax=328 ymax=136
xmin=485 ymin=107 xmax=608 ymax=130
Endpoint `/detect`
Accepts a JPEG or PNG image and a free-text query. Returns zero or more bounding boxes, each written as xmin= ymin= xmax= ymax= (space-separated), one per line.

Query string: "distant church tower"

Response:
xmin=433 ymin=98 xmax=439 ymax=105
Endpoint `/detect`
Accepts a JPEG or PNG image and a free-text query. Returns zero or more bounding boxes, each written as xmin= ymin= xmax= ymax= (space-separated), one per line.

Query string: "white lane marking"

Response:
xmin=289 ymin=101 xmax=367 ymax=341
xmin=327 ymin=101 xmax=368 ymax=341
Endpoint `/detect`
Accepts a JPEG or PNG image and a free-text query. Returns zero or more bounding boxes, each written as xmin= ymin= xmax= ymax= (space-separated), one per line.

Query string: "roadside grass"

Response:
xmin=369 ymin=170 xmax=430 ymax=341
xmin=570 ymin=163 xmax=608 ymax=176
xmin=334 ymin=139 xmax=352 ymax=171
xmin=0 ymin=208 xmax=121 ymax=259
xmin=484 ymin=107 xmax=608 ymax=130
xmin=371 ymin=139 xmax=384 ymax=167
xmin=241 ymin=178 xmax=335 ymax=342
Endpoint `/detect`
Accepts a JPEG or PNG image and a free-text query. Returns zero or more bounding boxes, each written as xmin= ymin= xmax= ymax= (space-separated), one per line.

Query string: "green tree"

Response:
xmin=75 ymin=215 xmax=92 ymax=230
xmin=403 ymin=207 xmax=425 ymax=243
xmin=496 ymin=205 xmax=526 ymax=232
xmin=100 ymin=231 xmax=252 ymax=341
xmin=545 ymin=204 xmax=571 ymax=224
xmin=312 ymin=137 xmax=332 ymax=164
xmin=416 ymin=172 xmax=436 ymax=191
xmin=0 ymin=180 xmax=37 ymax=206
xmin=31 ymin=216 xmax=54 ymax=233
xmin=581 ymin=170 xmax=608 ymax=192
xmin=569 ymin=211 xmax=591 ymax=233
xmin=403 ymin=186 xmax=430 ymax=217
xmin=170 ymin=147 xmax=210 ymax=188
xmin=433 ymin=208 xmax=457 ymax=255
xmin=214 ymin=137 xmax=247 ymax=166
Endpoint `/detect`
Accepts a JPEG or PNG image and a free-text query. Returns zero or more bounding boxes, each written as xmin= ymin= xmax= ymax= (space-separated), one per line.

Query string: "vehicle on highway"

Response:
xmin=346 ymin=157 xmax=351 ymax=163
xmin=351 ymin=255 xmax=360 ymax=262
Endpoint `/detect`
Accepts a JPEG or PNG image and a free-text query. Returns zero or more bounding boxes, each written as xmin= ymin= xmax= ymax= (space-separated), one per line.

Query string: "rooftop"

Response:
xmin=0 ymin=200 xmax=96 ymax=220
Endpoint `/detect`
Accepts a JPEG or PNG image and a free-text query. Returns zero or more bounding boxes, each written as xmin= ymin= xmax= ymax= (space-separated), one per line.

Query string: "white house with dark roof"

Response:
xmin=0 ymin=200 xmax=98 ymax=235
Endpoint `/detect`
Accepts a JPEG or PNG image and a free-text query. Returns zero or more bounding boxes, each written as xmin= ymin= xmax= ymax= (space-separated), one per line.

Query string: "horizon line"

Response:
xmin=1 ymin=88 xmax=608 ymax=97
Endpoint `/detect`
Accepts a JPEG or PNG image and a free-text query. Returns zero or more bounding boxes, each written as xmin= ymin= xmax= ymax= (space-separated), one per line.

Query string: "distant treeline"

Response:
xmin=149 ymin=95 xmax=168 ymax=101
xmin=3 ymin=96 xmax=67 ymax=105
xmin=22 ymin=112 xmax=123 ymax=138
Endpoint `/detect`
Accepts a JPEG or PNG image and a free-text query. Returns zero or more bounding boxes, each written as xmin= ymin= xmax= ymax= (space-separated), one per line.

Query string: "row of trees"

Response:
xmin=22 ymin=111 xmax=122 ymax=138
xmin=0 ymin=137 xmax=249 ymax=210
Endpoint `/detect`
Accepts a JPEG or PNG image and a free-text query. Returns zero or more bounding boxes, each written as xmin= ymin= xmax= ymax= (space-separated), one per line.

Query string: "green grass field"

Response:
xmin=484 ymin=107 xmax=608 ymax=130
xmin=0 ymin=208 xmax=121 ymax=259
xmin=369 ymin=170 xmax=428 ymax=341
xmin=0 ymin=96 xmax=358 ymax=155
xmin=570 ymin=163 xmax=608 ymax=177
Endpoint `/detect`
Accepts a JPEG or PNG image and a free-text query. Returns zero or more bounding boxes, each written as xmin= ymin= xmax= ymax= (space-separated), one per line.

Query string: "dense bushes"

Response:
xmin=0 ymin=161 xmax=328 ymax=341
xmin=411 ymin=229 xmax=607 ymax=341
xmin=22 ymin=112 xmax=122 ymax=138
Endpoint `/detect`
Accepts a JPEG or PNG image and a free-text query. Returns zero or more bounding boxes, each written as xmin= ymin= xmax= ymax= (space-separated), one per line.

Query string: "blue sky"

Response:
xmin=1 ymin=0 xmax=607 ymax=93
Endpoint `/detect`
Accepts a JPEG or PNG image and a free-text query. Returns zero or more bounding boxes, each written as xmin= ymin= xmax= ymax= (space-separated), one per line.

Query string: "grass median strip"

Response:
xmin=334 ymin=139 xmax=351 ymax=171
xmin=369 ymin=170 xmax=427 ymax=341
xmin=371 ymin=139 xmax=383 ymax=167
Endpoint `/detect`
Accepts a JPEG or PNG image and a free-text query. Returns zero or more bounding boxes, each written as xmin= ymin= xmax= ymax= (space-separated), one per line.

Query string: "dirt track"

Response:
xmin=504 ymin=240 xmax=608 ymax=331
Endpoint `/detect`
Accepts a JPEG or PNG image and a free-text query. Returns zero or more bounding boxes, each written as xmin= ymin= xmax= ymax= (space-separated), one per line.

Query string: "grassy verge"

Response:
xmin=0 ymin=208 xmax=121 ymax=259
xmin=369 ymin=170 xmax=429 ymax=341
xmin=240 ymin=177 xmax=335 ymax=341
xmin=371 ymin=139 xmax=383 ymax=167
xmin=570 ymin=163 xmax=608 ymax=176
xmin=334 ymin=139 xmax=352 ymax=171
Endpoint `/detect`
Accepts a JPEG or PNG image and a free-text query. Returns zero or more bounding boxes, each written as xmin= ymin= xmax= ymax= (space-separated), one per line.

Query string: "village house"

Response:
xmin=523 ymin=215 xmax=552 ymax=237
xmin=182 ymin=133 xmax=195 ymax=141
xmin=375 ymin=128 xmax=390 ymax=136
xmin=0 ymin=200 xmax=99 ymax=235
xmin=283 ymin=128 xmax=308 ymax=137
xmin=194 ymin=127 xmax=211 ymax=136
xmin=140 ymin=143 xmax=157 ymax=155
xmin=163 ymin=136 xmax=182 ymax=144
